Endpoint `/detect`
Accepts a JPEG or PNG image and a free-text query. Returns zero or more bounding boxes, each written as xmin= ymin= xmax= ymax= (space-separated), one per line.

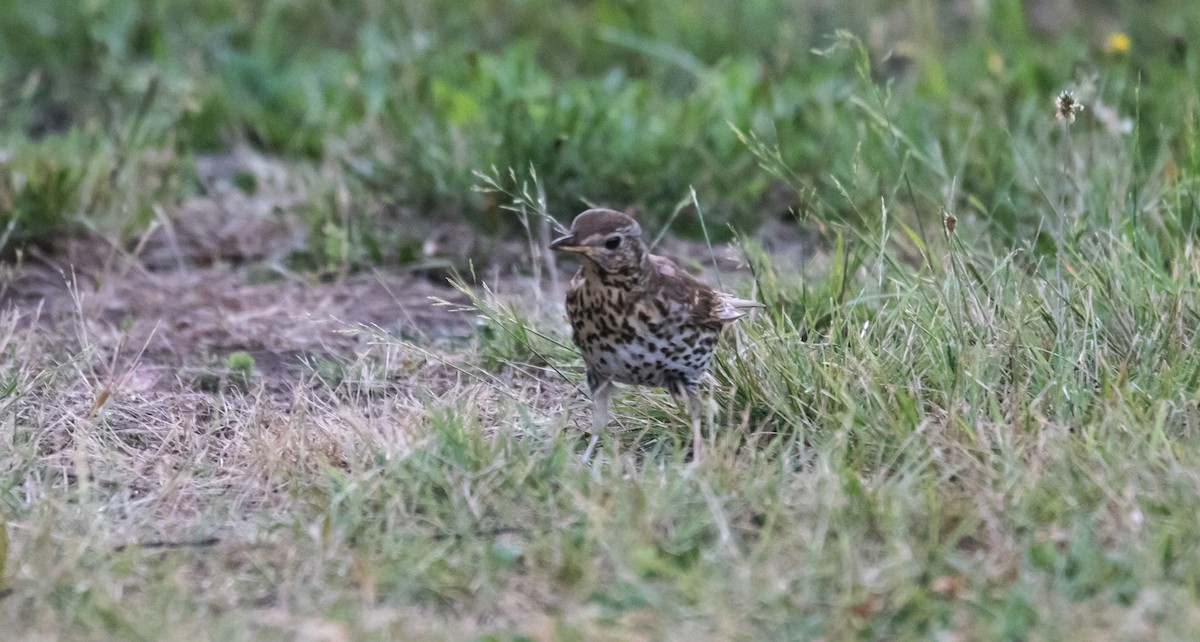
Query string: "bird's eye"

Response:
xmin=604 ymin=236 xmax=622 ymax=250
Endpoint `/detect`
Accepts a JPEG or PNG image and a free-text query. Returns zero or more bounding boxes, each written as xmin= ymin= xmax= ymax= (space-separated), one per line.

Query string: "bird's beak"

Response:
xmin=550 ymin=233 xmax=589 ymax=254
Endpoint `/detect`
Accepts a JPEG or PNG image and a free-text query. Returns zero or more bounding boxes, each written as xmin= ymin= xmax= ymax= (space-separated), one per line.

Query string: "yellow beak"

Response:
xmin=550 ymin=234 xmax=591 ymax=254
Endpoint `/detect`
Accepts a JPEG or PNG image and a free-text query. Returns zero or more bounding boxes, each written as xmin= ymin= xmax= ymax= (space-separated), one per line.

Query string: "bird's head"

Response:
xmin=549 ymin=209 xmax=646 ymax=274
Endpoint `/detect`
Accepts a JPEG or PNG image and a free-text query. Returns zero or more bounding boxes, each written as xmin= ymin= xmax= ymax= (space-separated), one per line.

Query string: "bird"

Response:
xmin=549 ymin=208 xmax=759 ymax=461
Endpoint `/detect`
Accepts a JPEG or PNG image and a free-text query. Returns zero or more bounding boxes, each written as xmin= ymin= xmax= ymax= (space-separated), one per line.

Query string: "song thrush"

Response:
xmin=550 ymin=208 xmax=759 ymax=461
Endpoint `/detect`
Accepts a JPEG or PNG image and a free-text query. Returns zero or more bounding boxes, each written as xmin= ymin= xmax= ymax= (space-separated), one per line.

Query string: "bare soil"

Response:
xmin=1 ymin=151 xmax=480 ymax=401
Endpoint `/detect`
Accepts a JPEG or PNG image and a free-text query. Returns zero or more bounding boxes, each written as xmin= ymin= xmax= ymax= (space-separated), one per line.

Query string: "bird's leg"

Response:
xmin=583 ymin=376 xmax=612 ymax=463
xmin=668 ymin=380 xmax=707 ymax=462
xmin=684 ymin=385 xmax=706 ymax=463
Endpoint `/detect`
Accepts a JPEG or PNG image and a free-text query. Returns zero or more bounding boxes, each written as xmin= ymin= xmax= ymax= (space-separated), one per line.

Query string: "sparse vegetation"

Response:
xmin=3 ymin=0 xmax=1200 ymax=639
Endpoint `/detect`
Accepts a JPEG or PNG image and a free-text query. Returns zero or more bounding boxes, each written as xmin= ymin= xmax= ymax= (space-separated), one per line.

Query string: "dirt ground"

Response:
xmin=1 ymin=153 xmax=479 ymax=401
xmin=4 ymin=237 xmax=470 ymax=387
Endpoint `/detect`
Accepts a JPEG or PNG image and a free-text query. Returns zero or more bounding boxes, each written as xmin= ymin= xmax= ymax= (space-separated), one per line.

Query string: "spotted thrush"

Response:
xmin=550 ymin=208 xmax=759 ymax=461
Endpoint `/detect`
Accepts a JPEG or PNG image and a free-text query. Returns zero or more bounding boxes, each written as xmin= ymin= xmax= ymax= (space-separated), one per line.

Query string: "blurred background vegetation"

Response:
xmin=0 ymin=0 xmax=1197 ymax=267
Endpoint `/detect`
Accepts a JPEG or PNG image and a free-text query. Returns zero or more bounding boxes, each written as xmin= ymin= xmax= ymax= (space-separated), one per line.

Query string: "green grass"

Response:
xmin=4 ymin=0 xmax=1200 ymax=639
xmin=4 ymin=0 xmax=1198 ymax=253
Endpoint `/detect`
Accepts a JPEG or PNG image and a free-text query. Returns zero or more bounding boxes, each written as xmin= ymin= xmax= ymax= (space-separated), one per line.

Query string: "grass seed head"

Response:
xmin=1055 ymin=90 xmax=1084 ymax=124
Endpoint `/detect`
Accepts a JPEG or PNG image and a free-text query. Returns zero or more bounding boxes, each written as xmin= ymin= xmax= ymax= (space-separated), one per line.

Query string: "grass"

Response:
xmin=10 ymin=232 xmax=1200 ymax=638
xmin=4 ymin=0 xmax=1200 ymax=639
xmin=4 ymin=0 xmax=1197 ymax=253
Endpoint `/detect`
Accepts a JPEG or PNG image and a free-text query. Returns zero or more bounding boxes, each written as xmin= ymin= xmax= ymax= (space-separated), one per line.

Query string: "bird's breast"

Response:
xmin=565 ymin=279 xmax=722 ymax=387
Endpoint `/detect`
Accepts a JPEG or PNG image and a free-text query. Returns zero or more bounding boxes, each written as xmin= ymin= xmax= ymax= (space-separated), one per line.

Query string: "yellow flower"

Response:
xmin=1104 ymin=32 xmax=1131 ymax=54
xmin=986 ymin=51 xmax=1005 ymax=76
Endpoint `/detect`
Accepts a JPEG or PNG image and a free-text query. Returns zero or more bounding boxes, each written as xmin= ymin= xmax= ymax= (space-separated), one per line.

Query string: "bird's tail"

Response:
xmin=714 ymin=293 xmax=762 ymax=322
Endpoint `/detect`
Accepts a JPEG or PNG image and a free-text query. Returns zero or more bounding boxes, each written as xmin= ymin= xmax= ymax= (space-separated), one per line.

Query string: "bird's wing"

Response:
xmin=647 ymin=254 xmax=759 ymax=325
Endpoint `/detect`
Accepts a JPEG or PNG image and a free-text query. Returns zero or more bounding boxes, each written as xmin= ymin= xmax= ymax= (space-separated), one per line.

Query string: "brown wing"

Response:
xmin=645 ymin=254 xmax=759 ymax=326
